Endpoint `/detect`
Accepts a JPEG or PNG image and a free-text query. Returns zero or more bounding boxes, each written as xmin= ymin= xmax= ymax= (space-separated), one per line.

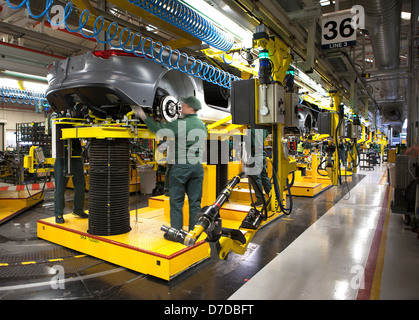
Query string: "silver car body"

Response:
xmin=46 ymin=50 xmax=231 ymax=122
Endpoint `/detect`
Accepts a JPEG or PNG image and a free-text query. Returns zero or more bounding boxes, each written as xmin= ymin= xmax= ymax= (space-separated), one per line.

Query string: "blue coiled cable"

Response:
xmin=4 ymin=0 xmax=240 ymax=89
xmin=0 ymin=87 xmax=49 ymax=106
xmin=128 ymin=0 xmax=234 ymax=51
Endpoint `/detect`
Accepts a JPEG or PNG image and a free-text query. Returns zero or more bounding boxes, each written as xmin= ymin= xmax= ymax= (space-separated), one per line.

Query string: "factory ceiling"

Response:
xmin=0 ymin=0 xmax=417 ymax=133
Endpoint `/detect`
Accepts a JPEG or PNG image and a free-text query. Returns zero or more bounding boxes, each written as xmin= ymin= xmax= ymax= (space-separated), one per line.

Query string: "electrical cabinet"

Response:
xmin=256 ymin=83 xmax=285 ymax=124
xmin=283 ymin=93 xmax=300 ymax=127
xmin=350 ymin=124 xmax=360 ymax=139
xmin=231 ymin=79 xmax=256 ymax=126
xmin=231 ymin=79 xmax=282 ymax=127
xmin=318 ymin=112 xmax=332 ymax=135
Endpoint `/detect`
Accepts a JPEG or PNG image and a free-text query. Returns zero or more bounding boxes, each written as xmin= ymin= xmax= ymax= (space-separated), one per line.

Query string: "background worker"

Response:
xmin=53 ymin=107 xmax=87 ymax=224
xmin=296 ymin=140 xmax=304 ymax=155
xmin=134 ymin=96 xmax=208 ymax=233
xmin=405 ymin=144 xmax=419 ymax=157
xmin=247 ymin=127 xmax=271 ymax=207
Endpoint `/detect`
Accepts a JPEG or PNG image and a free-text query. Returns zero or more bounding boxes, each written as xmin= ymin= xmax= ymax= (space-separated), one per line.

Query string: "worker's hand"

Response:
xmin=404 ymin=145 xmax=419 ymax=157
xmin=132 ymin=106 xmax=147 ymax=120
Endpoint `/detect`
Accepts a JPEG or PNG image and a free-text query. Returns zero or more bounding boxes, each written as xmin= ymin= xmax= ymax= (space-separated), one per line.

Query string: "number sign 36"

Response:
xmin=321 ymin=10 xmax=357 ymax=50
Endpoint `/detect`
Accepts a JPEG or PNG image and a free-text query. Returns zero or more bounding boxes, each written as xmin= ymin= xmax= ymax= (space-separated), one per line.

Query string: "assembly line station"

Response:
xmin=0 ymin=0 xmax=418 ymax=302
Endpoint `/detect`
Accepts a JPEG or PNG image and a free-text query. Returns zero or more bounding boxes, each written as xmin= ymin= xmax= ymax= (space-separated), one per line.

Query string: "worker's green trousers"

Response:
xmin=54 ymin=157 xmax=86 ymax=218
xmin=249 ymin=156 xmax=271 ymax=202
xmin=168 ymin=163 xmax=204 ymax=231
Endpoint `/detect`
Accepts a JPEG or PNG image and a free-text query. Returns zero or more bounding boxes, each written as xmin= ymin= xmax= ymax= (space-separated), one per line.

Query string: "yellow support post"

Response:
xmin=357 ymin=125 xmax=366 ymax=144
xmin=202 ymin=49 xmax=258 ymax=77
xmin=352 ymin=143 xmax=358 ymax=174
xmin=254 ymin=36 xmax=292 ymax=85
xmin=312 ymin=153 xmax=318 ymax=183
xmin=330 ymin=94 xmax=341 ymax=186
xmin=365 ymin=129 xmax=372 ymax=146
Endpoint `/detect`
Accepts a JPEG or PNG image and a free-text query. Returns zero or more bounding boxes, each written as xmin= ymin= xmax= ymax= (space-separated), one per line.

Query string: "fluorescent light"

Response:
xmin=401 ymin=12 xmax=411 ymax=20
xmin=180 ymin=0 xmax=253 ymax=43
xmin=0 ymin=75 xmax=47 ymax=92
xmin=82 ymin=27 xmax=93 ymax=34
xmin=145 ymin=24 xmax=157 ymax=32
xmin=3 ymin=70 xmax=47 ymax=82
xmin=320 ymin=0 xmax=335 ymax=7
xmin=23 ymin=82 xmax=48 ymax=92
xmin=0 ymin=78 xmax=19 ymax=88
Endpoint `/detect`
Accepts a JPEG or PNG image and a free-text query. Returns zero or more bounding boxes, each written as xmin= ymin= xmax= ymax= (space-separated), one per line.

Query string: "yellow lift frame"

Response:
xmin=37 ymin=118 xmax=286 ymax=280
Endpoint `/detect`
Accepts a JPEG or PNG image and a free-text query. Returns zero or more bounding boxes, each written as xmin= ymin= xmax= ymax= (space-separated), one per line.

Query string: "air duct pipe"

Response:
xmin=362 ymin=0 xmax=402 ymax=100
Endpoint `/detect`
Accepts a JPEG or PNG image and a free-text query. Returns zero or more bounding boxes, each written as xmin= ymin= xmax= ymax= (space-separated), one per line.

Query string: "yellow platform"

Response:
xmin=0 ymin=190 xmax=44 ymax=224
xmin=37 ymin=208 xmax=210 ymax=281
xmin=37 ymin=193 xmax=266 ymax=280
xmin=300 ymin=169 xmax=333 ymax=196
xmin=291 ymin=181 xmax=323 ymax=197
xmin=37 ymin=191 xmax=283 ymax=280
xmin=36 ymin=162 xmax=280 ymax=281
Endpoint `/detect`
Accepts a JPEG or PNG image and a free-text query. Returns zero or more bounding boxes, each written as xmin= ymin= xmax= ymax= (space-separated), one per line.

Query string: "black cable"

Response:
xmin=335 ymin=112 xmax=343 ymax=185
xmin=21 ymin=161 xmax=51 ymax=201
xmin=247 ymin=174 xmax=269 ymax=220
xmin=247 ymin=176 xmax=256 ymax=210
xmin=269 ymin=155 xmax=294 ymax=215
xmin=273 ymin=126 xmax=294 ymax=215
xmin=317 ymin=158 xmax=329 ymax=176
xmin=355 ymin=143 xmax=361 ymax=168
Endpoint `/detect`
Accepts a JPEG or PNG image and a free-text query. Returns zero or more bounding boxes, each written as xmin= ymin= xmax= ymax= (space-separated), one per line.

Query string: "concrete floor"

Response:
xmin=0 ymin=163 xmax=418 ymax=300
xmin=230 ymin=164 xmax=419 ymax=300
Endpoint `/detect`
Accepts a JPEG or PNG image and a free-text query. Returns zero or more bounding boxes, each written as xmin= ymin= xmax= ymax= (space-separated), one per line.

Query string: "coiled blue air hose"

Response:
xmin=0 ymin=87 xmax=49 ymax=106
xmin=127 ymin=0 xmax=234 ymax=51
xmin=4 ymin=0 xmax=241 ymax=89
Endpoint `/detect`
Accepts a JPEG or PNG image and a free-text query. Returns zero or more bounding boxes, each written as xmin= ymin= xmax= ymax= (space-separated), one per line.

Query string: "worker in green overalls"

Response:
xmin=134 ymin=97 xmax=208 ymax=233
xmin=53 ymin=110 xmax=87 ymax=224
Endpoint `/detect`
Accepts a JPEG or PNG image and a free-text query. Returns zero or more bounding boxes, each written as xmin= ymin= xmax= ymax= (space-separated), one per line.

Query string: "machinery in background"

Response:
xmin=0 ymin=147 xmax=49 ymax=225
xmin=23 ymin=146 xmax=54 ymax=177
xmin=35 ymin=18 xmax=389 ymax=272
xmin=0 ymin=122 xmax=54 ymax=224
xmin=316 ymin=95 xmax=362 ymax=185
xmin=0 ymin=147 xmax=54 ymax=185
xmin=1 ymin=121 xmax=53 ymax=184
xmin=161 ymin=24 xmax=298 ymax=259
xmin=231 ymin=23 xmax=296 ymax=212
xmin=0 ymin=150 xmax=24 ymax=183
xmin=16 ymin=122 xmax=51 ymax=159
xmin=390 ymin=155 xmax=419 ymax=234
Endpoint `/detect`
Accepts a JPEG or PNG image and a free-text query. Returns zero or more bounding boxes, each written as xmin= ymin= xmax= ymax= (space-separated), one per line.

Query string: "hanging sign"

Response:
xmin=321 ymin=9 xmax=357 ymax=50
